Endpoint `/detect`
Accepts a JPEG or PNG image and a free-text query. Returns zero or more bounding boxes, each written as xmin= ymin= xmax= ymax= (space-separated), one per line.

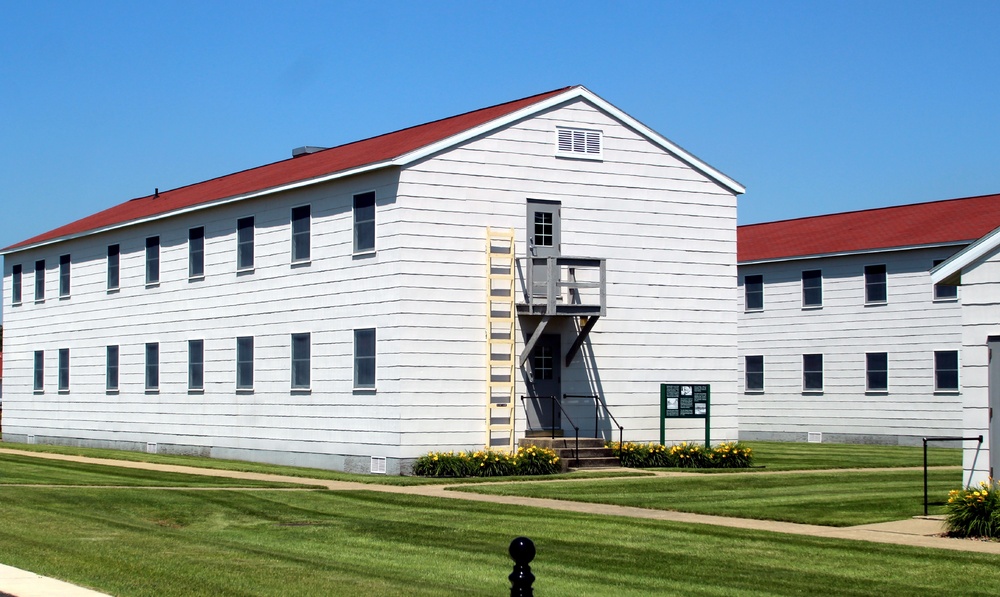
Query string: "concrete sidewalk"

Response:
xmin=1 ymin=447 xmax=998 ymax=596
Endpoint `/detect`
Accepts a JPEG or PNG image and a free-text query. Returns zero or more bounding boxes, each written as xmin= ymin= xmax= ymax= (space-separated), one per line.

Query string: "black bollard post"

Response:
xmin=509 ymin=536 xmax=535 ymax=596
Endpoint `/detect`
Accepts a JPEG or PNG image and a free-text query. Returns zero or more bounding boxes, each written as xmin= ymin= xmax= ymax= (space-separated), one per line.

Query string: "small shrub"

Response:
xmin=708 ymin=441 xmax=754 ymax=468
xmin=945 ymin=480 xmax=1000 ymax=538
xmin=608 ymin=441 xmax=753 ymax=469
xmin=413 ymin=447 xmax=560 ymax=477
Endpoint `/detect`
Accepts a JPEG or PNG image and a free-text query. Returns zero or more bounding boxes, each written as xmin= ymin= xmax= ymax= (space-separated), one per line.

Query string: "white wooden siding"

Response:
xmin=738 ymin=247 xmax=963 ymax=444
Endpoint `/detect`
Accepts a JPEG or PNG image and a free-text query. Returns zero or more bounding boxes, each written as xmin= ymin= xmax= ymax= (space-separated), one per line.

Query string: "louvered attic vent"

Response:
xmin=556 ymin=127 xmax=602 ymax=160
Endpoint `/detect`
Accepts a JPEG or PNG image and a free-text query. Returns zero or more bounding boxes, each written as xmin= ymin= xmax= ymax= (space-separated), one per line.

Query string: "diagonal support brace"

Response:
xmin=519 ymin=315 xmax=553 ymax=367
xmin=565 ymin=315 xmax=599 ymax=367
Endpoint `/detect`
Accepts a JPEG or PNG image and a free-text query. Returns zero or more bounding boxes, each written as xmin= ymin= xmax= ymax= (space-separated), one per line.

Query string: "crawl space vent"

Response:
xmin=27 ymin=435 xmax=36 ymax=445
xmin=807 ymin=432 xmax=823 ymax=443
xmin=146 ymin=442 xmax=158 ymax=454
xmin=370 ymin=456 xmax=387 ymax=474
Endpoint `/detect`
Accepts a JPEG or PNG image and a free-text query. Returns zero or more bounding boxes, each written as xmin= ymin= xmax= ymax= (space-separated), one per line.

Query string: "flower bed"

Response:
xmin=413 ymin=446 xmax=561 ymax=477
xmin=608 ymin=441 xmax=753 ymax=469
xmin=945 ymin=480 xmax=1000 ymax=538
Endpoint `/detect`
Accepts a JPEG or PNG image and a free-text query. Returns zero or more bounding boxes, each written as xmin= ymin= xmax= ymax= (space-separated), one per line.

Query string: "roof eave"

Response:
xmin=931 ymin=225 xmax=1000 ymax=285
xmin=739 ymin=240 xmax=972 ymax=266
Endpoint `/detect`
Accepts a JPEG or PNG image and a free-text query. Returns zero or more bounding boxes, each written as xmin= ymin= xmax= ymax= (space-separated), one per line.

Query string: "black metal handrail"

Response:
xmin=564 ymin=394 xmax=624 ymax=450
xmin=923 ymin=435 xmax=983 ymax=515
xmin=520 ymin=395 xmax=579 ymax=460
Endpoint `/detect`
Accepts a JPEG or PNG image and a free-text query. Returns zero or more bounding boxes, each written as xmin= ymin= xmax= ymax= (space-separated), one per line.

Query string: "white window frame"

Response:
xmin=864 ymin=264 xmax=887 ymax=304
xmin=866 ymin=352 xmax=888 ymax=392
xmin=145 ymin=236 xmax=160 ymax=286
xmin=934 ymin=350 xmax=959 ymax=392
xmin=107 ymin=244 xmax=120 ymax=291
xmin=58 ymin=348 xmax=70 ymax=392
xmin=189 ymin=226 xmax=205 ymax=279
xmin=555 ymin=126 xmax=603 ymax=160
xmin=59 ymin=254 xmax=71 ymax=298
xmin=188 ymin=339 xmax=204 ymax=391
xmin=744 ymin=274 xmax=763 ymax=311
xmin=34 ymin=259 xmax=45 ymax=302
xmin=745 ymin=355 xmax=764 ymax=392
xmin=12 ymin=263 xmax=22 ymax=305
xmin=145 ymin=342 xmax=160 ymax=392
xmin=803 ymin=353 xmax=823 ymax=392
xmin=291 ymin=333 xmax=311 ymax=390
xmin=291 ymin=204 xmax=311 ymax=263
xmin=33 ymin=350 xmax=44 ymax=392
xmin=106 ymin=345 xmax=119 ymax=392
xmin=236 ymin=336 xmax=254 ymax=391
xmin=237 ymin=216 xmax=255 ymax=272
xmin=353 ymin=191 xmax=376 ymax=255
xmin=932 ymin=259 xmax=959 ymax=301
xmin=354 ymin=328 xmax=376 ymax=390
xmin=802 ymin=269 xmax=822 ymax=308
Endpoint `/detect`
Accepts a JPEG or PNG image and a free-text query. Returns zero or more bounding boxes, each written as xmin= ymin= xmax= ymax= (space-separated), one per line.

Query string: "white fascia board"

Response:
xmin=930 ymin=225 xmax=1000 ymax=285
xmin=739 ymin=241 xmax=971 ymax=267
xmin=0 ymin=161 xmax=394 ymax=256
xmin=392 ymin=86 xmax=747 ymax=196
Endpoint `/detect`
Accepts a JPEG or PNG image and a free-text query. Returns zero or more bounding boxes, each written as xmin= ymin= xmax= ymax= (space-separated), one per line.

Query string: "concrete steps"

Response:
xmin=519 ymin=437 xmax=621 ymax=470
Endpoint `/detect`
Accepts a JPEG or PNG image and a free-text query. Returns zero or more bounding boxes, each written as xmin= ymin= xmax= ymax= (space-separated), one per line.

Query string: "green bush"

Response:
xmin=608 ymin=441 xmax=753 ymax=469
xmin=413 ymin=447 xmax=560 ymax=478
xmin=945 ymin=481 xmax=1000 ymax=538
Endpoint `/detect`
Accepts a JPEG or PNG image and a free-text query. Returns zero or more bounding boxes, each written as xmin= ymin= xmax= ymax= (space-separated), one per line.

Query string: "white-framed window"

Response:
xmin=58 ymin=348 xmax=70 ymax=392
xmin=934 ymin=350 xmax=959 ymax=392
xmin=555 ymin=127 xmax=603 ymax=160
xmin=237 ymin=217 xmax=255 ymax=270
xmin=106 ymin=345 xmax=119 ymax=391
xmin=59 ymin=254 xmax=71 ymax=297
xmin=745 ymin=355 xmax=764 ymax=392
xmin=237 ymin=336 xmax=254 ymax=390
xmin=803 ymin=354 xmax=823 ymax=391
xmin=189 ymin=227 xmax=205 ymax=278
xmin=33 ymin=350 xmax=44 ymax=392
xmin=866 ymin=352 xmax=888 ymax=392
xmin=291 ymin=205 xmax=311 ymax=262
xmin=34 ymin=259 xmax=45 ymax=302
xmin=932 ymin=259 xmax=958 ymax=300
xmin=744 ymin=275 xmax=763 ymax=311
xmin=864 ymin=264 xmax=886 ymax=304
xmin=354 ymin=328 xmax=376 ymax=389
xmin=353 ymin=191 xmax=376 ymax=253
xmin=145 ymin=236 xmax=160 ymax=285
xmin=107 ymin=245 xmax=120 ymax=290
xmin=802 ymin=269 xmax=822 ymax=307
xmin=145 ymin=342 xmax=159 ymax=391
xmin=12 ymin=264 xmax=21 ymax=305
xmin=291 ymin=333 xmax=311 ymax=389
xmin=188 ymin=339 xmax=204 ymax=391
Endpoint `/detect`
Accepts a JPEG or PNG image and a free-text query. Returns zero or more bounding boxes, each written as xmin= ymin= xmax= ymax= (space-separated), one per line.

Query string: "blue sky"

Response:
xmin=2 ymin=2 xmax=999 ymax=287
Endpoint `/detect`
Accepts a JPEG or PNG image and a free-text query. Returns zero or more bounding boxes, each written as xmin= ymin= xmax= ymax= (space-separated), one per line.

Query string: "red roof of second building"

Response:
xmin=738 ymin=193 xmax=1000 ymax=263
xmin=4 ymin=87 xmax=573 ymax=253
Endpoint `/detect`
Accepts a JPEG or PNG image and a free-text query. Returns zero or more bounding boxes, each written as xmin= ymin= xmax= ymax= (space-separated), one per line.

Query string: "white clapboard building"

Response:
xmin=738 ymin=194 xmax=1000 ymax=445
xmin=1 ymin=86 xmax=744 ymax=474
xmin=932 ymin=225 xmax=1000 ymax=486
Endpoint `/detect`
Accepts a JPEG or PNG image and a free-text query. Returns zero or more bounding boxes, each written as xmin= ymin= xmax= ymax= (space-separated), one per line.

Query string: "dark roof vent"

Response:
xmin=292 ymin=146 xmax=327 ymax=158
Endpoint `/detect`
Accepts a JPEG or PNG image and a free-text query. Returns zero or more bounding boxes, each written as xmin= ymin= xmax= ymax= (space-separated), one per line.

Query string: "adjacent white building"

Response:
xmin=932 ymin=225 xmax=1000 ymax=485
xmin=738 ymin=194 xmax=1000 ymax=446
xmin=1 ymin=86 xmax=745 ymax=473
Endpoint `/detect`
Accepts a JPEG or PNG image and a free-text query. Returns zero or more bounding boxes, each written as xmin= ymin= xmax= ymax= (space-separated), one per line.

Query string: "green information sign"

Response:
xmin=660 ymin=384 xmax=710 ymax=446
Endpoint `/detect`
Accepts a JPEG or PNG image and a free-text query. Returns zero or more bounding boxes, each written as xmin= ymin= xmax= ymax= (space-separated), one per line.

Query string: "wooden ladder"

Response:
xmin=486 ymin=228 xmax=517 ymax=451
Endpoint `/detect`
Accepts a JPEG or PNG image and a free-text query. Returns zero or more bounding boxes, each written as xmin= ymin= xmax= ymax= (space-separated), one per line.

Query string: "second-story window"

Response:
xmin=744 ymin=275 xmax=763 ymax=311
xmin=237 ymin=217 xmax=254 ymax=270
xmin=933 ymin=259 xmax=958 ymax=300
xmin=12 ymin=264 xmax=22 ymax=304
xmin=107 ymin=245 xmax=120 ymax=290
xmin=59 ymin=254 xmax=71 ymax=297
xmin=864 ymin=264 xmax=887 ymax=304
xmin=291 ymin=205 xmax=311 ymax=262
xmin=354 ymin=191 xmax=375 ymax=253
xmin=146 ymin=236 xmax=160 ymax=285
xmin=802 ymin=269 xmax=822 ymax=307
xmin=34 ymin=260 xmax=45 ymax=302
xmin=189 ymin=227 xmax=205 ymax=278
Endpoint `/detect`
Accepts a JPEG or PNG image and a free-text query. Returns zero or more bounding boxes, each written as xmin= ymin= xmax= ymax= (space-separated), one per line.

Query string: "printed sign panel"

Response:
xmin=661 ymin=384 xmax=709 ymax=419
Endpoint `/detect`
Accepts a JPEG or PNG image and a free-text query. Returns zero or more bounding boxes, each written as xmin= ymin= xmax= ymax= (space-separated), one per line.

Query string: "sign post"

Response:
xmin=660 ymin=384 xmax=710 ymax=447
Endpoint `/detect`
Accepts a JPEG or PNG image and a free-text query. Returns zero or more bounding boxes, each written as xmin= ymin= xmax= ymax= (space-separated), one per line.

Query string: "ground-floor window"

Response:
xmin=107 ymin=346 xmax=119 ymax=391
xmin=237 ymin=336 xmax=254 ymax=390
xmin=33 ymin=350 xmax=44 ymax=391
xmin=934 ymin=350 xmax=959 ymax=391
xmin=58 ymin=348 xmax=70 ymax=391
xmin=745 ymin=355 xmax=764 ymax=391
xmin=291 ymin=333 xmax=310 ymax=389
xmin=145 ymin=343 xmax=159 ymax=391
xmin=803 ymin=354 xmax=823 ymax=391
xmin=354 ymin=328 xmax=376 ymax=388
xmin=866 ymin=352 xmax=888 ymax=391
xmin=189 ymin=340 xmax=204 ymax=391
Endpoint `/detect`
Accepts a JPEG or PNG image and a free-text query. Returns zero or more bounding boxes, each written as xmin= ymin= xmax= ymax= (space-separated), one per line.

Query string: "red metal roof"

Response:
xmin=4 ymin=87 xmax=574 ymax=253
xmin=738 ymin=193 xmax=1000 ymax=263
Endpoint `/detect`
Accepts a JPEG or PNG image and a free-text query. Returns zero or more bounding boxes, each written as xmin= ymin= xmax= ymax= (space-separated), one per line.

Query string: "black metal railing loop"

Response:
xmin=520 ymin=395 xmax=580 ymax=460
xmin=922 ymin=435 xmax=983 ymax=516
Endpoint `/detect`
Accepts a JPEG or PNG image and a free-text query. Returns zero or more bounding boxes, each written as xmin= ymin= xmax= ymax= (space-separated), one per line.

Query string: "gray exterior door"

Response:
xmin=525 ymin=333 xmax=562 ymax=430
xmin=990 ymin=337 xmax=1000 ymax=478
xmin=527 ymin=200 xmax=561 ymax=298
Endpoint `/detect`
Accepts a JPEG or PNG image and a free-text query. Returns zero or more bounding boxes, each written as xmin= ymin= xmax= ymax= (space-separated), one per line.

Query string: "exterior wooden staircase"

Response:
xmin=519 ymin=437 xmax=621 ymax=470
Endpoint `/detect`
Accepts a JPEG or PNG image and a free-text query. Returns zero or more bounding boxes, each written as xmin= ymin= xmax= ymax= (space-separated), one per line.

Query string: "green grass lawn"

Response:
xmin=0 ymin=452 xmax=312 ymax=487
xmin=739 ymin=441 xmax=961 ymax=471
xmin=456 ymin=468 xmax=961 ymax=526
xmin=2 ymin=484 xmax=999 ymax=597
